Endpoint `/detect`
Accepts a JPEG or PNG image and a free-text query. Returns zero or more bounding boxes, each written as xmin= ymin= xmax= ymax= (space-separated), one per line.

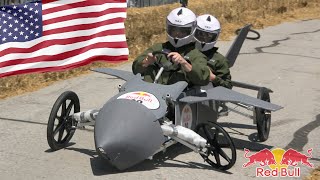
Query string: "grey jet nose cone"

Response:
xmin=94 ymin=99 xmax=164 ymax=170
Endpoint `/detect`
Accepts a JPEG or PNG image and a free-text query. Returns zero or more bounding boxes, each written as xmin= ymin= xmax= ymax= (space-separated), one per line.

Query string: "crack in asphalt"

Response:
xmin=254 ymin=52 xmax=320 ymax=60
xmin=254 ymin=37 xmax=291 ymax=53
xmin=239 ymin=27 xmax=320 ymax=59
xmin=0 ymin=117 xmax=47 ymax=126
xmin=284 ymin=114 xmax=320 ymax=152
xmin=241 ymin=51 xmax=320 ymax=60
xmin=290 ymin=28 xmax=320 ymax=35
xmin=281 ymin=69 xmax=320 ymax=75
xmin=0 ymin=117 xmax=94 ymax=132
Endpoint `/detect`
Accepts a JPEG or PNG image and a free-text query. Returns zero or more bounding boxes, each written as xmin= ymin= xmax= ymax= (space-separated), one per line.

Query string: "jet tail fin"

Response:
xmin=225 ymin=24 xmax=252 ymax=68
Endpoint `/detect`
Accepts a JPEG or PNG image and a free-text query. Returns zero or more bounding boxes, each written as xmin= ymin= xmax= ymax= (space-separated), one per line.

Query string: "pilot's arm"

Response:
xmin=207 ymin=52 xmax=232 ymax=89
xmin=132 ymin=44 xmax=162 ymax=75
xmin=167 ymin=50 xmax=210 ymax=86
xmin=179 ymin=49 xmax=210 ymax=86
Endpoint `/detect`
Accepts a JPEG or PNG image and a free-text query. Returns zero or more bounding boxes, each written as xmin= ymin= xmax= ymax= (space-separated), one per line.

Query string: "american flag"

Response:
xmin=0 ymin=0 xmax=128 ymax=78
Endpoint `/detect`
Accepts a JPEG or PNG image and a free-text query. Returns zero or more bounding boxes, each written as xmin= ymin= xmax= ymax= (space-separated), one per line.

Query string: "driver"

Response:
xmin=194 ymin=14 xmax=232 ymax=89
xmin=132 ymin=7 xmax=210 ymax=86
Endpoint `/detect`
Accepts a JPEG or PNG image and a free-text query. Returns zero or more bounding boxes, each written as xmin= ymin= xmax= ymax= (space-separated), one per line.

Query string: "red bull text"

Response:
xmin=243 ymin=148 xmax=314 ymax=177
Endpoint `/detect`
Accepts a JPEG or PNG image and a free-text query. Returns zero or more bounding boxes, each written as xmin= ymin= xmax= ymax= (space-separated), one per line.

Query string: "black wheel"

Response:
xmin=47 ymin=91 xmax=80 ymax=151
xmin=254 ymin=88 xmax=271 ymax=142
xmin=235 ymin=28 xmax=261 ymax=40
xmin=195 ymin=122 xmax=236 ymax=170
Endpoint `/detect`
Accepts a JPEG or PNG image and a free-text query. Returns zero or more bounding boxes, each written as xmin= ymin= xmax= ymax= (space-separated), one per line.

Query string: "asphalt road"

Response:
xmin=0 ymin=19 xmax=319 ymax=180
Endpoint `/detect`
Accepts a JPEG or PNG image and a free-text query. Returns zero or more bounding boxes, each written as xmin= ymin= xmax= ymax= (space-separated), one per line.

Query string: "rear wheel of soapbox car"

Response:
xmin=195 ymin=122 xmax=236 ymax=170
xmin=47 ymin=91 xmax=80 ymax=151
xmin=254 ymin=88 xmax=271 ymax=142
xmin=145 ymin=49 xmax=237 ymax=170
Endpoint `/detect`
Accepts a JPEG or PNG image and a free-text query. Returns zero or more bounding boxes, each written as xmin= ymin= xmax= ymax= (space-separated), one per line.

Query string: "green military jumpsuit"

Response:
xmin=202 ymin=47 xmax=232 ymax=89
xmin=132 ymin=42 xmax=210 ymax=86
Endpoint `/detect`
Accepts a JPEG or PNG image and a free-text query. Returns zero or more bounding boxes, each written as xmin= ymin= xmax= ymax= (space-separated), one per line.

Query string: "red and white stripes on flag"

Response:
xmin=0 ymin=0 xmax=128 ymax=78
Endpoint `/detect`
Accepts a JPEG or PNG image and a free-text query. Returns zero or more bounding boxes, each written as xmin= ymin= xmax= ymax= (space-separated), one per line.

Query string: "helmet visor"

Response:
xmin=167 ymin=25 xmax=192 ymax=39
xmin=194 ymin=28 xmax=219 ymax=43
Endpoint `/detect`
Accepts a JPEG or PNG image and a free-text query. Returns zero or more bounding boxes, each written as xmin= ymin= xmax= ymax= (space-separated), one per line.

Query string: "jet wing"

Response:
xmin=91 ymin=68 xmax=136 ymax=81
xmin=179 ymin=86 xmax=283 ymax=111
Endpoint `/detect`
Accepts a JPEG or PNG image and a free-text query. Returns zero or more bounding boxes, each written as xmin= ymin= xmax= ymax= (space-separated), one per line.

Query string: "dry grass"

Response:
xmin=0 ymin=0 xmax=320 ymax=99
xmin=304 ymin=166 xmax=320 ymax=180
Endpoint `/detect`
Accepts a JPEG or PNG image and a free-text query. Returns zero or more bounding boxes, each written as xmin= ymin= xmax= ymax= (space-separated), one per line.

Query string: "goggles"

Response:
xmin=167 ymin=25 xmax=192 ymax=39
xmin=194 ymin=28 xmax=219 ymax=43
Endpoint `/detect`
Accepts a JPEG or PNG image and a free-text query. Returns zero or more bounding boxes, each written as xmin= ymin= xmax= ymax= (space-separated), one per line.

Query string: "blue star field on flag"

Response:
xmin=0 ymin=1 xmax=42 ymax=45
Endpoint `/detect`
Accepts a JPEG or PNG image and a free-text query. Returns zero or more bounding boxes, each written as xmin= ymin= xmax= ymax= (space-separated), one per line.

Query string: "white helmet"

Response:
xmin=166 ymin=7 xmax=196 ymax=48
xmin=194 ymin=14 xmax=221 ymax=52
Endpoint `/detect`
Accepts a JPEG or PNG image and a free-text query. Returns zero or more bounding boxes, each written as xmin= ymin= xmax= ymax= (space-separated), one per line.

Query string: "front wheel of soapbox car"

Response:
xmin=47 ymin=91 xmax=80 ymax=151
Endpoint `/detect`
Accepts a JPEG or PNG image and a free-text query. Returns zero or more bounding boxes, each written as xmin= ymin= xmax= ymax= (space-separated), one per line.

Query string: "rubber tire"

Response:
xmin=47 ymin=91 xmax=80 ymax=151
xmin=235 ymin=28 xmax=261 ymax=40
xmin=254 ymin=88 xmax=271 ymax=142
xmin=195 ymin=122 xmax=236 ymax=170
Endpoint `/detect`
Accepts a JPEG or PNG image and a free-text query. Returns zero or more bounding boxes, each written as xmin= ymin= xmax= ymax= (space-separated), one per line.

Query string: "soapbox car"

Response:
xmin=46 ymin=25 xmax=282 ymax=171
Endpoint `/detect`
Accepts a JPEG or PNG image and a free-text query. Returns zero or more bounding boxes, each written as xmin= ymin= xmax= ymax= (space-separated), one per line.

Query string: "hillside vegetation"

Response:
xmin=0 ymin=0 xmax=319 ymax=99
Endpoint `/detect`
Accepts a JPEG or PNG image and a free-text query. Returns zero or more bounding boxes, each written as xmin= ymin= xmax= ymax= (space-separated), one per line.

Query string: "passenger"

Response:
xmin=132 ymin=7 xmax=210 ymax=86
xmin=194 ymin=14 xmax=232 ymax=89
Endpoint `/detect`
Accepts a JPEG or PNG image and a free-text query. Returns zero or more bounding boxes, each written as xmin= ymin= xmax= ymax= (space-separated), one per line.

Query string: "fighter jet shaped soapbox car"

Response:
xmin=46 ymin=25 xmax=282 ymax=171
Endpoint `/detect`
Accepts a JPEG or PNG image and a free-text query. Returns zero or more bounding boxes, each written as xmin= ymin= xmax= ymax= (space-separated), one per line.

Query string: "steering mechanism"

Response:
xmin=152 ymin=49 xmax=181 ymax=83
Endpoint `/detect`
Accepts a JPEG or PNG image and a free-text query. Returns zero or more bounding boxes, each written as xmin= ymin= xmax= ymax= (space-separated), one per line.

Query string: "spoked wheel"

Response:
xmin=254 ymin=88 xmax=271 ymax=142
xmin=47 ymin=91 xmax=80 ymax=151
xmin=195 ymin=122 xmax=236 ymax=170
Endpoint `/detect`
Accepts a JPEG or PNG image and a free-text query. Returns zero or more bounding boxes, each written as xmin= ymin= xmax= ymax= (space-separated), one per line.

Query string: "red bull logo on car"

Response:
xmin=117 ymin=91 xmax=160 ymax=110
xmin=243 ymin=148 xmax=314 ymax=177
